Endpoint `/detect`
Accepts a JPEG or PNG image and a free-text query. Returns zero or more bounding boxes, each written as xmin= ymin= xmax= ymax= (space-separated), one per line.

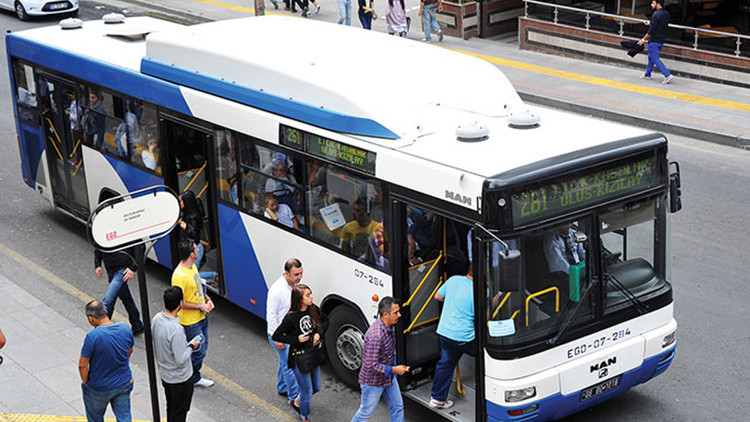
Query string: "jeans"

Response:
xmin=103 ymin=268 xmax=143 ymax=331
xmin=338 ymin=1 xmax=351 ymax=25
xmin=645 ymin=42 xmax=671 ymax=78
xmin=359 ymin=11 xmax=372 ymax=30
xmin=183 ymin=318 xmax=209 ymax=383
xmin=351 ymin=382 xmax=404 ymax=422
xmin=267 ymin=334 xmax=299 ymax=400
xmin=430 ymin=335 xmax=475 ymax=402
xmin=81 ymin=380 xmax=133 ymax=422
xmin=293 ymin=364 xmax=321 ymax=420
xmin=422 ymin=3 xmax=440 ymax=40
xmin=196 ymin=242 xmax=217 ymax=282
xmin=162 ymin=378 xmax=194 ymax=422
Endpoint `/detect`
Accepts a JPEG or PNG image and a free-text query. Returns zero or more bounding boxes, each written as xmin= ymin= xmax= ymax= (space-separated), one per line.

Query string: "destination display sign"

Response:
xmin=511 ymin=156 xmax=662 ymax=227
xmin=279 ymin=125 xmax=376 ymax=175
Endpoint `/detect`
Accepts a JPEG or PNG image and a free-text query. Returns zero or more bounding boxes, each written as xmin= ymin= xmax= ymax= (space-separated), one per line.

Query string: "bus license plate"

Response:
xmin=580 ymin=376 xmax=621 ymax=401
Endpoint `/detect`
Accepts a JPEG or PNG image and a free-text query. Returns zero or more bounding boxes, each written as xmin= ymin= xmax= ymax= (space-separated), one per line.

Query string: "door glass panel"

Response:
xmin=12 ymin=60 xmax=38 ymax=123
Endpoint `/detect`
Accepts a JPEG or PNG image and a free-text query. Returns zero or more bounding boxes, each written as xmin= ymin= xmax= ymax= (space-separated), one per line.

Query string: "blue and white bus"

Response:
xmin=7 ymin=15 xmax=680 ymax=421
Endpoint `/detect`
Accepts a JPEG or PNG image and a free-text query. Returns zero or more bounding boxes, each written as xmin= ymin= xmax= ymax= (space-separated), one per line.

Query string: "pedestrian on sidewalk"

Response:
xmin=419 ymin=0 xmax=443 ymax=42
xmin=272 ymin=284 xmax=328 ymax=422
xmin=338 ymin=0 xmax=352 ymax=25
xmin=351 ymin=297 xmax=408 ymax=422
xmin=266 ymin=258 xmax=303 ymax=413
xmin=94 ymin=245 xmax=145 ymax=336
xmin=152 ymin=286 xmax=202 ymax=422
xmin=428 ymin=265 xmax=475 ymax=409
xmin=78 ymin=300 xmax=134 ymax=422
xmin=386 ymin=0 xmax=408 ymax=37
xmin=638 ymin=0 xmax=674 ymax=84
xmin=171 ymin=240 xmax=216 ymax=389
xmin=358 ymin=0 xmax=376 ymax=30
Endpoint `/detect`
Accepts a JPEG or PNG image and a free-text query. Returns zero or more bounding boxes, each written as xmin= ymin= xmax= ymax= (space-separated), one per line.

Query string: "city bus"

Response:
xmin=7 ymin=15 xmax=681 ymax=421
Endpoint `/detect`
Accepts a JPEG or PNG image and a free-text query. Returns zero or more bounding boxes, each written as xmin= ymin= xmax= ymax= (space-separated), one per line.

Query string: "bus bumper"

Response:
xmin=487 ymin=345 xmax=676 ymax=422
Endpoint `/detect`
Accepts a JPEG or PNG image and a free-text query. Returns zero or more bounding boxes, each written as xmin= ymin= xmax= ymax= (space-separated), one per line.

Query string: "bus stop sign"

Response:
xmin=88 ymin=186 xmax=180 ymax=251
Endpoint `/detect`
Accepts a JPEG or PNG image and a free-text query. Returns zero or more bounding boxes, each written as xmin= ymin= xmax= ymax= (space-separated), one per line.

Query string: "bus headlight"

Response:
xmin=505 ymin=386 xmax=536 ymax=403
xmin=662 ymin=331 xmax=676 ymax=348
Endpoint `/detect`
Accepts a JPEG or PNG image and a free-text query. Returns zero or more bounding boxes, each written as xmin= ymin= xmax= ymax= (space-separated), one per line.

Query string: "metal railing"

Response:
xmin=523 ymin=0 xmax=750 ymax=57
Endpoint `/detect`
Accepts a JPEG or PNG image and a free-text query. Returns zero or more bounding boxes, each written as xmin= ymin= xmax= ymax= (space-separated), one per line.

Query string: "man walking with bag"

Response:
xmin=638 ymin=0 xmax=674 ymax=84
xmin=152 ymin=286 xmax=202 ymax=421
xmin=78 ymin=300 xmax=134 ymax=422
xmin=351 ymin=297 xmax=409 ymax=422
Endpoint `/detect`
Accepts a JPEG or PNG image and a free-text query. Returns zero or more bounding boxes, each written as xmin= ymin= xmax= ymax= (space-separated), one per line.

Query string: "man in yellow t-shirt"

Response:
xmin=341 ymin=197 xmax=379 ymax=258
xmin=171 ymin=240 xmax=216 ymax=388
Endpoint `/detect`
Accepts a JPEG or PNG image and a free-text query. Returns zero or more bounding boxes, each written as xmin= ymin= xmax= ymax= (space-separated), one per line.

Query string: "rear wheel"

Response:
xmin=15 ymin=2 xmax=30 ymax=21
xmin=325 ymin=306 xmax=367 ymax=389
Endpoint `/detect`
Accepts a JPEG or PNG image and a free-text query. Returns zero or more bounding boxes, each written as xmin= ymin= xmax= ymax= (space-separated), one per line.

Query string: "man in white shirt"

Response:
xmin=266 ymin=258 xmax=303 ymax=411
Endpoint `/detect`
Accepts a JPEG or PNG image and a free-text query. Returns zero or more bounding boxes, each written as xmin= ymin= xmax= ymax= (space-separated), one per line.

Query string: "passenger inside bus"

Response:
xmin=264 ymin=196 xmax=299 ymax=230
xmin=340 ymin=197 xmax=380 ymax=258
xmin=140 ymin=132 xmax=160 ymax=171
xmin=542 ymin=222 xmax=586 ymax=301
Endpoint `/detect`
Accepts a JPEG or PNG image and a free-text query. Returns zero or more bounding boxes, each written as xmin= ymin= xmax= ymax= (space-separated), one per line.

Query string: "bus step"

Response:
xmin=403 ymin=381 xmax=476 ymax=422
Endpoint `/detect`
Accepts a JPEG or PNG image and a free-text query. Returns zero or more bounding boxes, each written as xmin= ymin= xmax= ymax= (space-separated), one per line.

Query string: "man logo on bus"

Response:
xmin=445 ymin=190 xmax=472 ymax=206
xmin=590 ymin=357 xmax=617 ymax=374
xmin=598 ymin=368 xmax=609 ymax=379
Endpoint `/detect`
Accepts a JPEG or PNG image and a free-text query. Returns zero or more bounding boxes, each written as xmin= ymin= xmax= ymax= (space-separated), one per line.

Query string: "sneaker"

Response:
xmin=271 ymin=0 xmax=279 ymax=8
xmin=315 ymin=4 xmax=321 ymax=13
xmin=422 ymin=38 xmax=431 ymax=42
xmin=284 ymin=6 xmax=290 ymax=10
xmin=288 ymin=399 xmax=301 ymax=414
xmin=194 ymin=378 xmax=215 ymax=388
xmin=641 ymin=75 xmax=651 ymax=80
xmin=302 ymin=7 xmax=309 ymax=17
xmin=429 ymin=398 xmax=454 ymax=409
xmin=437 ymin=30 xmax=443 ymax=42
xmin=662 ymin=74 xmax=674 ymax=84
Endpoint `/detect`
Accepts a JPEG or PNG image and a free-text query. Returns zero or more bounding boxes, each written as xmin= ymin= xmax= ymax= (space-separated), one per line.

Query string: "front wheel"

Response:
xmin=324 ymin=306 xmax=368 ymax=389
xmin=15 ymin=2 xmax=30 ymax=21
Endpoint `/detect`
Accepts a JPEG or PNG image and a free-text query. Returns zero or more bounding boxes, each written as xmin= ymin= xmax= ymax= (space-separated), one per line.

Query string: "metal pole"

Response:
xmin=136 ymin=245 xmax=160 ymax=421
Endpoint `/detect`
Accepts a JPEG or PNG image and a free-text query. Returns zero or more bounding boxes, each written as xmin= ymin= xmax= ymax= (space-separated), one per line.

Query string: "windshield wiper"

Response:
xmin=605 ymin=272 xmax=649 ymax=314
xmin=547 ymin=277 xmax=599 ymax=346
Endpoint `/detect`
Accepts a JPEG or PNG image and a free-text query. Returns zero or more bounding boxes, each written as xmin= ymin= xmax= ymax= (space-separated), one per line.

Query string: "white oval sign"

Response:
xmin=91 ymin=191 xmax=180 ymax=249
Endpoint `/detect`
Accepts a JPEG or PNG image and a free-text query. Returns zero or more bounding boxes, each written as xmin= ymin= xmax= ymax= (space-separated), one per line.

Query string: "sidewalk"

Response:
xmin=104 ymin=0 xmax=750 ymax=146
xmin=0 ymin=273 xmax=211 ymax=421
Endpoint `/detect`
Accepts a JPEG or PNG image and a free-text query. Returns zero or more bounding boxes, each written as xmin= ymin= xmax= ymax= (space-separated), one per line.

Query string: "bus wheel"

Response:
xmin=325 ymin=306 xmax=367 ymax=389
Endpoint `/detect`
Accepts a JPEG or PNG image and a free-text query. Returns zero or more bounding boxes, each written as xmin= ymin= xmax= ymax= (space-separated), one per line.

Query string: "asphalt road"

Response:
xmin=1 ymin=3 xmax=748 ymax=421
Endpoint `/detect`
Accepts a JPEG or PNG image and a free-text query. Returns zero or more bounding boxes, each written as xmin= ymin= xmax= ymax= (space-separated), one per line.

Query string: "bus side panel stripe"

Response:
xmin=6 ymin=35 xmax=192 ymax=116
xmin=218 ymin=203 xmax=267 ymax=318
xmin=101 ymin=155 xmax=163 ymax=193
xmin=141 ymin=58 xmax=400 ymax=140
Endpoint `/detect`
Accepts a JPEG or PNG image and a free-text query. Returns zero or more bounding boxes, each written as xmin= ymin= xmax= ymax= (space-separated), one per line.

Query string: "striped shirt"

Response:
xmin=358 ymin=318 xmax=396 ymax=387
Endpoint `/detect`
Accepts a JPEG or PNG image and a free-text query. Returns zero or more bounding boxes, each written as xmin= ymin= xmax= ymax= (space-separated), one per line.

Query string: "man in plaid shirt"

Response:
xmin=351 ymin=297 xmax=409 ymax=422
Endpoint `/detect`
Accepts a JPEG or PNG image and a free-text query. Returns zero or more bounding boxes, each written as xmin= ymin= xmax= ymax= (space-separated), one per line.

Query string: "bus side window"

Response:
xmin=12 ymin=60 xmax=38 ymax=122
xmin=214 ymin=129 xmax=238 ymax=205
xmin=307 ymin=160 xmax=388 ymax=272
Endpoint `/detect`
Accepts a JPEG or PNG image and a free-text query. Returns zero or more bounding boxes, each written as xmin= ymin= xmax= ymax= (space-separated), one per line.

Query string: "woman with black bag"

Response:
xmin=272 ymin=284 xmax=328 ymax=421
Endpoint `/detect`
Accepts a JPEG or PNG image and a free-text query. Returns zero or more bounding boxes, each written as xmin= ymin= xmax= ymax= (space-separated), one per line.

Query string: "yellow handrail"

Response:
xmin=456 ymin=364 xmax=466 ymax=396
xmin=197 ymin=182 xmax=208 ymax=199
xmin=511 ymin=310 xmax=520 ymax=320
xmin=492 ymin=292 xmax=511 ymax=319
xmin=403 ymin=278 xmax=443 ymax=334
xmin=408 ymin=316 xmax=439 ymax=331
xmin=403 ymin=252 xmax=443 ymax=307
xmin=72 ymin=159 xmax=83 ymax=176
xmin=47 ymin=136 xmax=63 ymax=161
xmin=525 ymin=287 xmax=559 ymax=327
xmin=182 ymin=162 xmax=207 ymax=192
xmin=45 ymin=117 xmax=62 ymax=145
xmin=69 ymin=138 xmax=81 ymax=158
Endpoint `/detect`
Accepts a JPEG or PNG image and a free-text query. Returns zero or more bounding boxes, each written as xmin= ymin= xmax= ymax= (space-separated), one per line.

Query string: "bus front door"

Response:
xmin=37 ymin=73 xmax=90 ymax=220
xmin=397 ymin=202 xmax=476 ymax=421
xmin=162 ymin=117 xmax=224 ymax=293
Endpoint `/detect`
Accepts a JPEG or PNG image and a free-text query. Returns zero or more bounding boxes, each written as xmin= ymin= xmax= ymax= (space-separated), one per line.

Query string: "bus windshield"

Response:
xmin=485 ymin=197 xmax=668 ymax=348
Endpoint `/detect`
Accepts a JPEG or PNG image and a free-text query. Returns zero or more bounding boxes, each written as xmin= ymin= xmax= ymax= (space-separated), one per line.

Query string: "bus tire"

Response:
xmin=325 ymin=306 xmax=367 ymax=390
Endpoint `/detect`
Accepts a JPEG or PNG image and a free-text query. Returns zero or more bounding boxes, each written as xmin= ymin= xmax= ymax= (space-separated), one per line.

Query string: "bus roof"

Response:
xmin=10 ymin=16 xmax=655 ymax=201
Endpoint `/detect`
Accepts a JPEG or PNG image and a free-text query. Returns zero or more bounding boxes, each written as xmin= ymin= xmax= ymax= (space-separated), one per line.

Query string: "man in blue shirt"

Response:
xmin=429 ymin=267 xmax=475 ymax=409
xmin=79 ymin=300 xmax=135 ymax=422
xmin=638 ymin=0 xmax=674 ymax=84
